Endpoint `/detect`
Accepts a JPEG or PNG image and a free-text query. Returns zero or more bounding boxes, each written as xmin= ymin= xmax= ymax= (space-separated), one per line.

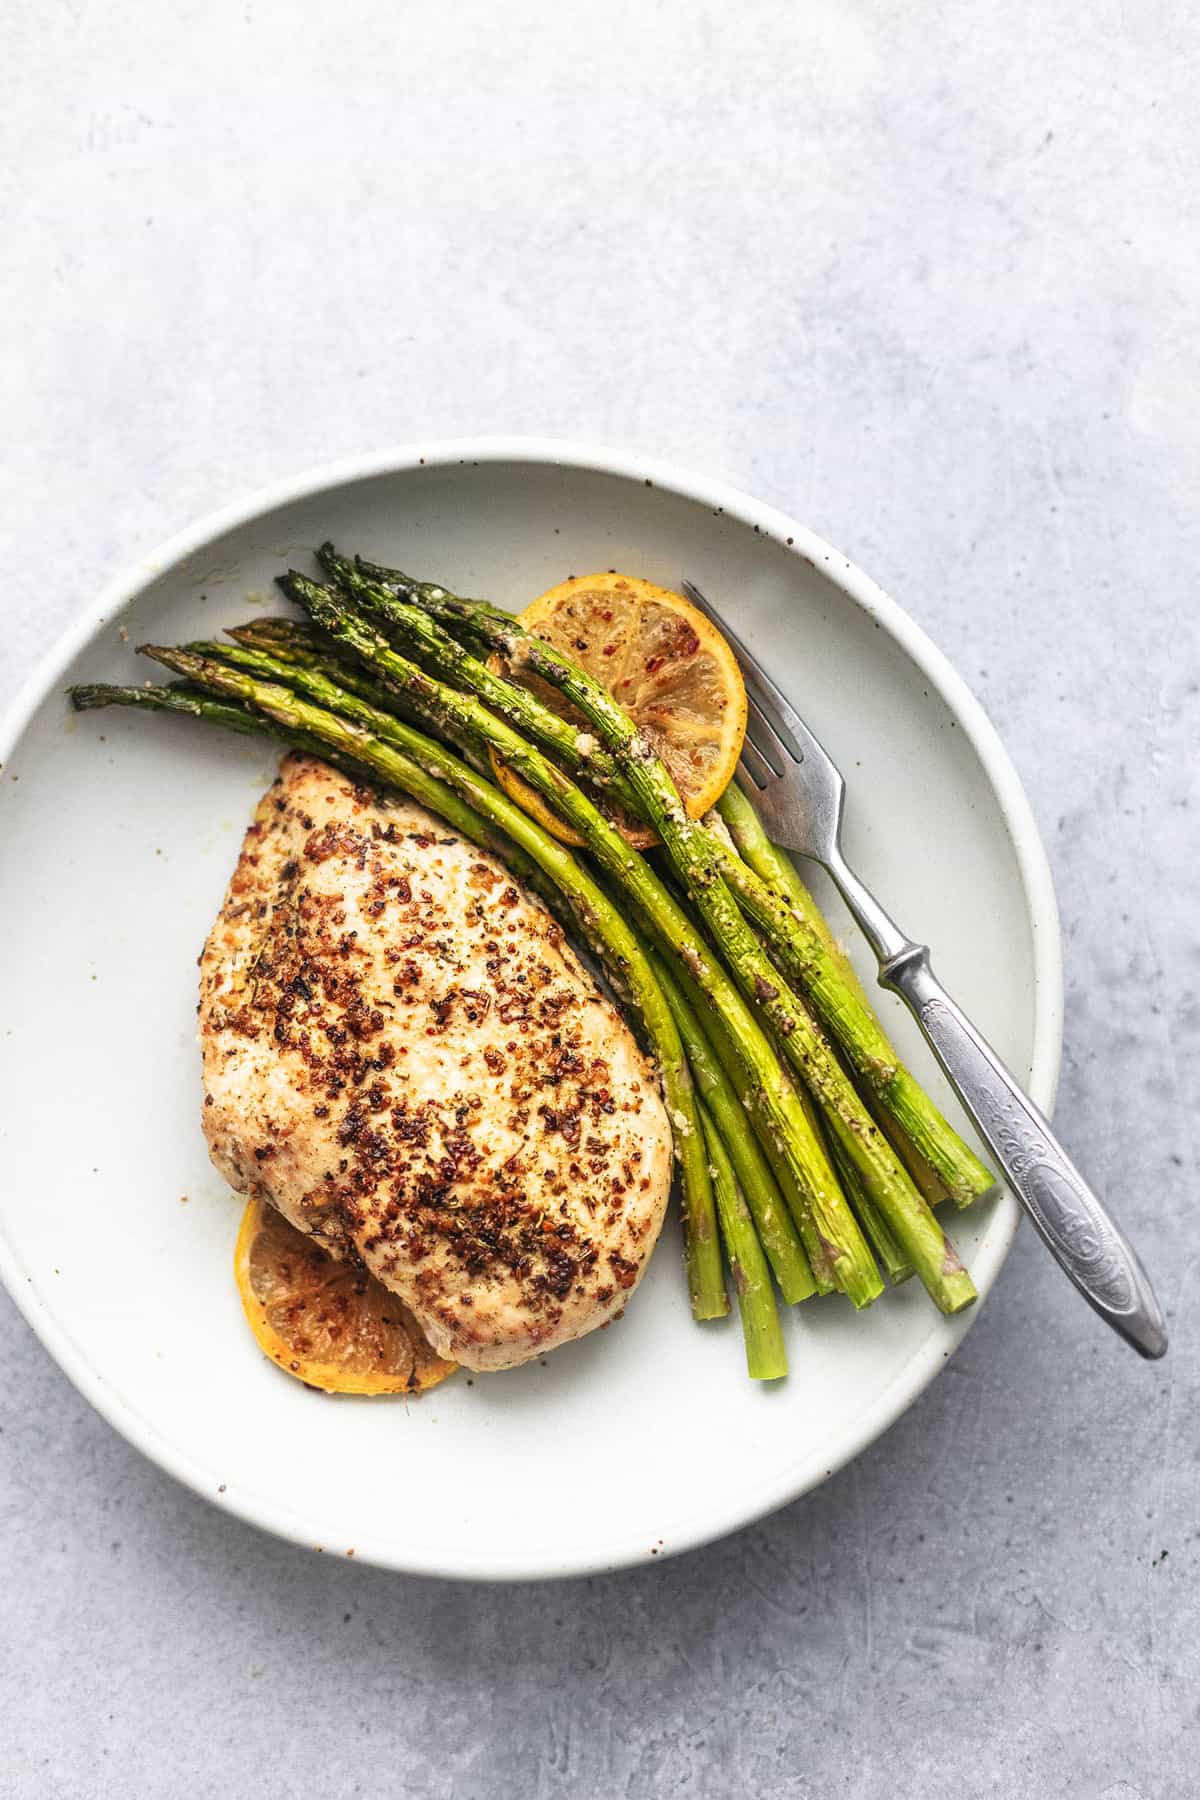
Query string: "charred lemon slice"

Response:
xmin=490 ymin=572 xmax=746 ymax=849
xmin=234 ymin=1195 xmax=456 ymax=1396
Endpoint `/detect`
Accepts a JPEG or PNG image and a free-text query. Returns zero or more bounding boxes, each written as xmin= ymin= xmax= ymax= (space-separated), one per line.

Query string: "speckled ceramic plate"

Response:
xmin=0 ymin=440 xmax=1061 ymax=1579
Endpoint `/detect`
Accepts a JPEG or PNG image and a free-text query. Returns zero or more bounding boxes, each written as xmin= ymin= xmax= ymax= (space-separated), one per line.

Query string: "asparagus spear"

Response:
xmin=776 ymin=1049 xmax=914 ymax=1287
xmin=225 ymin=618 xmax=500 ymax=782
xmin=826 ymin=1131 xmax=914 ymax=1286
xmin=715 ymin=782 xmax=993 ymax=1206
xmin=700 ymin=1103 xmax=788 ymax=1381
xmin=646 ymin=949 xmax=816 ymax=1305
xmin=227 ymin=618 xmax=402 ymax=710
xmin=664 ymin=955 xmax=834 ymax=1288
xmin=317 ymin=567 xmax=973 ymax=1315
xmin=316 ymin=547 xmax=635 ymax=807
xmin=348 ymin=551 xmax=991 ymax=1209
xmin=715 ymin=885 xmax=917 ymax=1284
xmin=72 ymin=669 xmax=728 ymax=1323
xmin=68 ymin=682 xmax=504 ymax=845
xmin=274 ymin=575 xmax=879 ymax=1305
xmin=872 ymin=1103 xmax=953 ymax=1209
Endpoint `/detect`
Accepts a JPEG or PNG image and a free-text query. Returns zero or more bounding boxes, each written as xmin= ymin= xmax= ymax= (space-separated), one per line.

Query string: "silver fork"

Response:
xmin=682 ymin=579 xmax=1167 ymax=1359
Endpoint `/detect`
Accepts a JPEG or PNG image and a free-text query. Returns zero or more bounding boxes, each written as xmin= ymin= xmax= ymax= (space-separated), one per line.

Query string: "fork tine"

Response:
xmin=682 ymin=578 xmax=813 ymax=763
xmin=737 ymin=739 xmax=777 ymax=791
xmin=743 ymin=694 xmax=794 ymax=772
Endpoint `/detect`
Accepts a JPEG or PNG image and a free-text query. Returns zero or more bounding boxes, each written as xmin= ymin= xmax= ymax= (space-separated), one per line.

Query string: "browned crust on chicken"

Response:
xmin=199 ymin=755 xmax=673 ymax=1371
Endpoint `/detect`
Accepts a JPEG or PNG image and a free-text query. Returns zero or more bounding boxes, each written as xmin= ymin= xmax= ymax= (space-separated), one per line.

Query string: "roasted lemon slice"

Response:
xmin=234 ymin=1195 xmax=456 ymax=1396
xmin=490 ymin=572 xmax=746 ymax=849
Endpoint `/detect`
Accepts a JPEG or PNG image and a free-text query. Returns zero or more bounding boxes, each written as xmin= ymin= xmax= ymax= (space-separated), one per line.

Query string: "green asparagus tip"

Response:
xmin=225 ymin=618 xmax=305 ymax=647
xmin=68 ymin=684 xmax=108 ymax=711
xmin=276 ymin=572 xmax=314 ymax=611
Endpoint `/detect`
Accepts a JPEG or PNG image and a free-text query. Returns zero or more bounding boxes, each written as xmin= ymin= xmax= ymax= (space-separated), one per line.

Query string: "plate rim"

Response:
xmin=0 ymin=436 xmax=1063 ymax=1579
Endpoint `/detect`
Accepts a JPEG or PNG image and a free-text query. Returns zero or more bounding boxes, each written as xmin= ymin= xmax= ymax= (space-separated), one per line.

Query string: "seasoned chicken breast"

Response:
xmin=200 ymin=755 xmax=673 ymax=1372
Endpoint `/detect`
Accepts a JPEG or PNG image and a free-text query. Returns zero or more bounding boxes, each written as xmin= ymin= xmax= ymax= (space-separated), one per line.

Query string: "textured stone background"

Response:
xmin=2 ymin=3 xmax=1196 ymax=1795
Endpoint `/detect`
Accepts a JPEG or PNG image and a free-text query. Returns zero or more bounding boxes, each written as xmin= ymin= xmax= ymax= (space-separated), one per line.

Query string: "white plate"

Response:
xmin=0 ymin=440 xmax=1061 ymax=1580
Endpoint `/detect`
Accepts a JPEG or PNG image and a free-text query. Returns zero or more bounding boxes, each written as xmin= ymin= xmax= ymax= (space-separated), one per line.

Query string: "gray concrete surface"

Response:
xmin=2 ymin=2 xmax=1196 ymax=1794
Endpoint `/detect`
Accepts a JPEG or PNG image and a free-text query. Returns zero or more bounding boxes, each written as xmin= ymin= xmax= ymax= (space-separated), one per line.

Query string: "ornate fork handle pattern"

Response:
xmin=884 ymin=951 xmax=1164 ymax=1354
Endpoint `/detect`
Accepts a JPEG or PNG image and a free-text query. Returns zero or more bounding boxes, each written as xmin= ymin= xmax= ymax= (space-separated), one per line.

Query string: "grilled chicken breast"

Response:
xmin=200 ymin=755 xmax=673 ymax=1372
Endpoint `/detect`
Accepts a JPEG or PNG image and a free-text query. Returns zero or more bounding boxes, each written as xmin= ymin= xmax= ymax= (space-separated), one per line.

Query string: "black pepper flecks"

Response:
xmin=198 ymin=755 xmax=670 ymax=1367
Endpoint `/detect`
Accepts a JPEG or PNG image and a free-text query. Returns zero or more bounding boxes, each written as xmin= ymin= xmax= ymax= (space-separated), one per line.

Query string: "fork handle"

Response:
xmin=826 ymin=858 xmax=1167 ymax=1358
